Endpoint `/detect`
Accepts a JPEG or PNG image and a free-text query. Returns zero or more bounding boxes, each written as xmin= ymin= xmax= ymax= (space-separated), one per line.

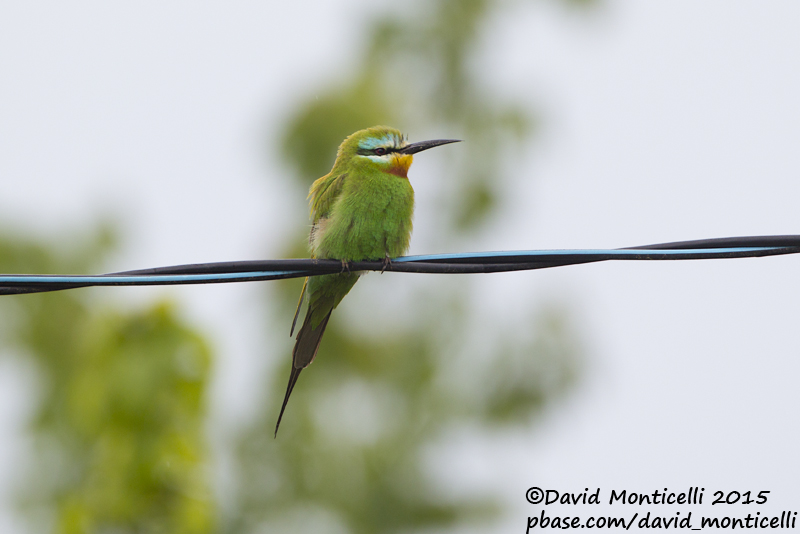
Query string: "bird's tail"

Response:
xmin=274 ymin=306 xmax=332 ymax=437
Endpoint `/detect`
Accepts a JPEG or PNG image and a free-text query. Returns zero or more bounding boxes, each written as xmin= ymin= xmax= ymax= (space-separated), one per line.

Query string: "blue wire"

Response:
xmin=0 ymin=247 xmax=786 ymax=286
xmin=396 ymin=247 xmax=776 ymax=262
xmin=0 ymin=271 xmax=298 ymax=284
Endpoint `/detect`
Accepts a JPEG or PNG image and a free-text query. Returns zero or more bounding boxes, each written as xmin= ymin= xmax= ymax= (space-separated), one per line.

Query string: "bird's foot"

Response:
xmin=381 ymin=254 xmax=392 ymax=273
xmin=340 ymin=259 xmax=351 ymax=274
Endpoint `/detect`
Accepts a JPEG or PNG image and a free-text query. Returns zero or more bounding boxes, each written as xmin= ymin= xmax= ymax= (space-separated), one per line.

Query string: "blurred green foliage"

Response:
xmin=232 ymin=0 xmax=591 ymax=532
xmin=0 ymin=229 xmax=214 ymax=533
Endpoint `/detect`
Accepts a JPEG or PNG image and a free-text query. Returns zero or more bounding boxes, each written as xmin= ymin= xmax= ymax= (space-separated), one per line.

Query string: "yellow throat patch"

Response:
xmin=388 ymin=153 xmax=413 ymax=178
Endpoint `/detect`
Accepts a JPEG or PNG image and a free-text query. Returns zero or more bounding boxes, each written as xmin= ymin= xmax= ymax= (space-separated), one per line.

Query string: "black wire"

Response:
xmin=0 ymin=235 xmax=798 ymax=296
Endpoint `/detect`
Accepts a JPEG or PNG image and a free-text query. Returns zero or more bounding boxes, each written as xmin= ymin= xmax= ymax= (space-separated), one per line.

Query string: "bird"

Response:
xmin=274 ymin=125 xmax=460 ymax=436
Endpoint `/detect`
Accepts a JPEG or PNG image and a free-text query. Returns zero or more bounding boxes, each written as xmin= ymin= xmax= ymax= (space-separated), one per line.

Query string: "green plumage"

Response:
xmin=275 ymin=126 xmax=459 ymax=435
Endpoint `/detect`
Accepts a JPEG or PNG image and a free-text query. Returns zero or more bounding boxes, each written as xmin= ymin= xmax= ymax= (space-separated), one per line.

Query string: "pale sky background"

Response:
xmin=1 ymin=1 xmax=799 ymax=531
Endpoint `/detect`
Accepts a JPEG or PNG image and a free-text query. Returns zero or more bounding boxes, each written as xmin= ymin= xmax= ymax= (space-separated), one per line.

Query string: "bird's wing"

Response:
xmin=309 ymin=172 xmax=347 ymax=223
xmin=289 ymin=277 xmax=307 ymax=337
xmin=290 ymin=172 xmax=346 ymax=336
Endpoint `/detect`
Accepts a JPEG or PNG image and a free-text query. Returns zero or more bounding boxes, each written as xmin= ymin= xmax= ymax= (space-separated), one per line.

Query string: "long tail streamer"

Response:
xmin=1 ymin=235 xmax=798 ymax=296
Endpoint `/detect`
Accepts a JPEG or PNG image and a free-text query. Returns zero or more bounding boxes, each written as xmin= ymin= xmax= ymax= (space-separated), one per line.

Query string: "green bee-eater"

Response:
xmin=275 ymin=125 xmax=459 ymax=435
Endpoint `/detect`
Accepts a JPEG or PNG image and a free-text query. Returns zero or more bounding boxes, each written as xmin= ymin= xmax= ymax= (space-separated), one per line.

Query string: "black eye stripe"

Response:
xmin=357 ymin=147 xmax=399 ymax=156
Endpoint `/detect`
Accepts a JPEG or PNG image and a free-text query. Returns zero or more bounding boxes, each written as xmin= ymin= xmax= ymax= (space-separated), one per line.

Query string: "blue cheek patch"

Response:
xmin=358 ymin=134 xmax=398 ymax=151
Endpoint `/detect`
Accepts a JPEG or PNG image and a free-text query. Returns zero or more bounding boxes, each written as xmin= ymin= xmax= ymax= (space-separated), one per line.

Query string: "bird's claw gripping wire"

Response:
xmin=381 ymin=254 xmax=392 ymax=273
xmin=340 ymin=260 xmax=351 ymax=274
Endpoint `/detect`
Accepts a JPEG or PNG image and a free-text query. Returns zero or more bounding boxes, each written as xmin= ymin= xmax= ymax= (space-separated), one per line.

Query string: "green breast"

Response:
xmin=317 ymin=173 xmax=414 ymax=261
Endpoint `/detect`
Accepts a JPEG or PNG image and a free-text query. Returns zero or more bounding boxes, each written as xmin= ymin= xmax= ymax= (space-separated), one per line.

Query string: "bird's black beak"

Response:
xmin=399 ymin=139 xmax=461 ymax=155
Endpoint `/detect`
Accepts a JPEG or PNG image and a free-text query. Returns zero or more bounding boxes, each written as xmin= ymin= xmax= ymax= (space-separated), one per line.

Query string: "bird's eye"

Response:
xmin=374 ymin=147 xmax=387 ymax=156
